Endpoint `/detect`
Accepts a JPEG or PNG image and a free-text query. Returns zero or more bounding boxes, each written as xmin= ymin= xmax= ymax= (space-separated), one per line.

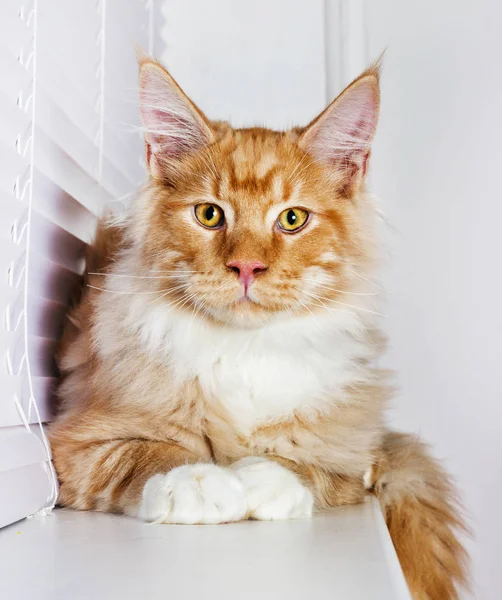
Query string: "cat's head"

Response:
xmin=130 ymin=57 xmax=381 ymax=328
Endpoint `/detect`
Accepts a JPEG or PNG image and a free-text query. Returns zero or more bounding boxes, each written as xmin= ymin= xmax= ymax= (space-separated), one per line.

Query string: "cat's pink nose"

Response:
xmin=227 ymin=260 xmax=268 ymax=288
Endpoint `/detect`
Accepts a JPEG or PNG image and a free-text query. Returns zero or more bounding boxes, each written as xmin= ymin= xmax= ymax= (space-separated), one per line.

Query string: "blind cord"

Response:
xmin=23 ymin=0 xmax=59 ymax=513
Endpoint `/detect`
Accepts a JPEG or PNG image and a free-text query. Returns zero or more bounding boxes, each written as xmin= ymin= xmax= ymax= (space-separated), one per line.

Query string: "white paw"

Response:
xmin=230 ymin=457 xmax=314 ymax=521
xmin=138 ymin=464 xmax=247 ymax=524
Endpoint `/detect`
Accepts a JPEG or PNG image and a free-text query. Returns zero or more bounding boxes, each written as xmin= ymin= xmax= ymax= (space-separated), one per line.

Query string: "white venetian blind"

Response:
xmin=0 ymin=0 xmax=160 ymax=528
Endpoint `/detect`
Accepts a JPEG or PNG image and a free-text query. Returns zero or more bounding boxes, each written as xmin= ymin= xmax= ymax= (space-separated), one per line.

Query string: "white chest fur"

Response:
xmin=127 ymin=299 xmax=375 ymax=433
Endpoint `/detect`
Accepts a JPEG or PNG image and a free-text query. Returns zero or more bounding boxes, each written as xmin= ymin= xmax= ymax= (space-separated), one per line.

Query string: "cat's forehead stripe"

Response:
xmin=255 ymin=152 xmax=279 ymax=179
xmin=217 ymin=166 xmax=292 ymax=202
xmin=212 ymin=133 xmax=296 ymax=202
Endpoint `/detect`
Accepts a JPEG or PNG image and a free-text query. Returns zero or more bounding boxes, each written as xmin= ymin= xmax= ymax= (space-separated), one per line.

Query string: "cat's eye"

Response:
xmin=277 ymin=208 xmax=309 ymax=232
xmin=194 ymin=203 xmax=225 ymax=229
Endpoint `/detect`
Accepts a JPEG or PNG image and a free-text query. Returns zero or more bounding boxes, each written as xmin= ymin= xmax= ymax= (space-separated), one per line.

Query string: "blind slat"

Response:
xmin=2 ymin=331 xmax=57 ymax=378
xmin=30 ymin=211 xmax=86 ymax=275
xmin=0 ymin=238 xmax=25 ymax=283
xmin=0 ymin=462 xmax=51 ymax=528
xmin=37 ymin=59 xmax=98 ymax=143
xmin=27 ymin=295 xmax=66 ymax=341
xmin=0 ymin=91 xmax=31 ymax=148
xmin=37 ymin=88 xmax=99 ymax=184
xmin=0 ymin=0 xmax=34 ymax=24
xmin=25 ymin=253 xmax=81 ymax=306
xmin=0 ymin=49 xmax=32 ymax=104
xmin=0 ymin=425 xmax=48 ymax=473
xmin=0 ymin=191 xmax=25 ymax=242
xmin=0 ymin=140 xmax=29 ymax=193
xmin=0 ymin=285 xmax=19 ymax=322
xmin=0 ymin=13 xmax=32 ymax=62
xmin=6 ymin=288 xmax=68 ymax=341
xmin=101 ymin=154 xmax=137 ymax=198
xmin=38 ymin=0 xmax=100 ymax=95
xmin=37 ymin=89 xmax=137 ymax=195
xmin=37 ymin=52 xmax=144 ymax=185
xmin=0 ymin=376 xmax=55 ymax=427
xmin=33 ymin=169 xmax=97 ymax=243
xmin=1 ymin=206 xmax=83 ymax=274
xmin=27 ymin=335 xmax=58 ymax=377
xmin=103 ymin=125 xmax=145 ymax=185
xmin=34 ymin=128 xmax=111 ymax=214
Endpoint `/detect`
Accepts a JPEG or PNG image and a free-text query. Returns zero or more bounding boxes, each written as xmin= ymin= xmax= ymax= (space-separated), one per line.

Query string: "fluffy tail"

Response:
xmin=370 ymin=432 xmax=469 ymax=600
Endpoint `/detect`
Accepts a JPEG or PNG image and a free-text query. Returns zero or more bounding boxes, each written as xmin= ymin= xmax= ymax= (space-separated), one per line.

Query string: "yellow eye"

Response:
xmin=194 ymin=203 xmax=225 ymax=228
xmin=277 ymin=208 xmax=309 ymax=232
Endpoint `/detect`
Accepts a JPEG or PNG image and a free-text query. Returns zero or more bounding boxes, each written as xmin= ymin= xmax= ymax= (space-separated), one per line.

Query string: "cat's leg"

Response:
xmin=50 ymin=422 xmax=247 ymax=524
xmin=230 ymin=456 xmax=365 ymax=521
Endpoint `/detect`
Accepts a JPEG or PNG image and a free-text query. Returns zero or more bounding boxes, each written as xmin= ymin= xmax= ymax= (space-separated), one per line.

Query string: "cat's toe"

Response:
xmin=138 ymin=464 xmax=247 ymax=524
xmin=231 ymin=457 xmax=314 ymax=520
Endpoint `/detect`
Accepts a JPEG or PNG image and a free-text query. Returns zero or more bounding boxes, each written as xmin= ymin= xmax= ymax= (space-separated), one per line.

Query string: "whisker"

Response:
xmin=295 ymin=298 xmax=323 ymax=331
xmin=87 ymin=281 xmax=191 ymax=296
xmin=292 ymin=157 xmax=327 ymax=183
xmin=286 ymin=149 xmax=312 ymax=183
xmin=88 ymin=271 xmax=199 ymax=277
xmin=299 ymin=278 xmax=379 ymax=296
xmin=150 ymin=269 xmax=200 ymax=273
xmin=188 ymin=298 xmax=203 ymax=334
xmin=87 ymin=285 xmax=164 ymax=295
xmin=166 ymin=289 xmax=199 ymax=311
xmin=89 ymin=273 xmax=195 ymax=280
xmin=351 ymin=270 xmax=385 ymax=290
xmin=148 ymin=285 xmax=195 ymax=307
xmin=302 ymin=296 xmax=353 ymax=319
xmin=301 ymin=289 xmax=386 ymax=317
xmin=326 ymin=299 xmax=385 ymax=318
xmin=301 ymin=289 xmax=332 ymax=312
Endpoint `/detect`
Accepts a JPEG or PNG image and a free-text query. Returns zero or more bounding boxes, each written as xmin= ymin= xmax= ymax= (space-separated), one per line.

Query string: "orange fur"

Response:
xmin=370 ymin=433 xmax=469 ymax=599
xmin=49 ymin=57 xmax=467 ymax=598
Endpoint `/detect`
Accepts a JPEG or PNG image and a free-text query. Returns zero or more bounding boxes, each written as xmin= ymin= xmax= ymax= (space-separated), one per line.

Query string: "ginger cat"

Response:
xmin=50 ymin=57 xmax=467 ymax=599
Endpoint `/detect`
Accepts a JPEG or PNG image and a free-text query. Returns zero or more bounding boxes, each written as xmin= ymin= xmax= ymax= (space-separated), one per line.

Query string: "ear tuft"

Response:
xmin=298 ymin=65 xmax=381 ymax=191
xmin=138 ymin=58 xmax=214 ymax=177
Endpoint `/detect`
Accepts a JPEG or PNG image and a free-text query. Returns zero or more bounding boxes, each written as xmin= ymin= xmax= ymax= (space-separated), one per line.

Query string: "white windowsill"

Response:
xmin=0 ymin=498 xmax=411 ymax=600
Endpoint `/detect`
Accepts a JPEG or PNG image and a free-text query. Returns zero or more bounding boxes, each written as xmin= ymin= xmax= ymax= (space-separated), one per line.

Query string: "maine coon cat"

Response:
xmin=50 ymin=56 xmax=468 ymax=599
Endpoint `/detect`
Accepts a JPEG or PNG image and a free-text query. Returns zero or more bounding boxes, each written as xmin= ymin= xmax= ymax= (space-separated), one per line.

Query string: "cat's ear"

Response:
xmin=297 ymin=65 xmax=380 ymax=193
xmin=138 ymin=58 xmax=215 ymax=178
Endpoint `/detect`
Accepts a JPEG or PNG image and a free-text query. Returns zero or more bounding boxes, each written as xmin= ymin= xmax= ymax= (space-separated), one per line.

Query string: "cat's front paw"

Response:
xmin=138 ymin=464 xmax=247 ymax=524
xmin=231 ymin=457 xmax=314 ymax=521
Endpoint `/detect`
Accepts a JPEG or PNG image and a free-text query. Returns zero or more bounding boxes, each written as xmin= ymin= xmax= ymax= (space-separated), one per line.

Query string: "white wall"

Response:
xmin=161 ymin=0 xmax=327 ymax=129
xmin=365 ymin=1 xmax=502 ymax=598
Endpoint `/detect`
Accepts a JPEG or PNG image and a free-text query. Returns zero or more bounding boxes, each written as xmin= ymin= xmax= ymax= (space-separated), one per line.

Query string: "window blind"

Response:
xmin=1 ymin=0 xmax=362 ymax=530
xmin=0 ymin=0 xmax=160 ymax=528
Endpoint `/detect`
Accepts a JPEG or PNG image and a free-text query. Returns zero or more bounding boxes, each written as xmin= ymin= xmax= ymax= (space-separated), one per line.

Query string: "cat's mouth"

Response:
xmin=232 ymin=293 xmax=261 ymax=309
xmin=234 ymin=284 xmax=261 ymax=305
xmin=188 ymin=279 xmax=295 ymax=325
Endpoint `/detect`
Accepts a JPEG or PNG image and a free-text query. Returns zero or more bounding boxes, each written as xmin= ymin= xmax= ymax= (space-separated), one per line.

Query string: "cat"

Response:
xmin=49 ymin=56 xmax=468 ymax=599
